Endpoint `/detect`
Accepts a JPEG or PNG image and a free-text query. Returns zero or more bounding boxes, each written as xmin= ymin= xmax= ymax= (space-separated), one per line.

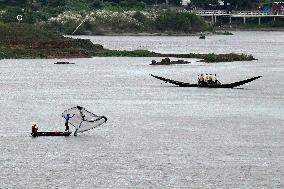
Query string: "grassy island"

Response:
xmin=0 ymin=23 xmax=256 ymax=63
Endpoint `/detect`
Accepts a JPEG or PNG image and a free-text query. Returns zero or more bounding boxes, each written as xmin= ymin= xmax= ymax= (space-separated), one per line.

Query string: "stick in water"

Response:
xmin=72 ymin=16 xmax=89 ymax=35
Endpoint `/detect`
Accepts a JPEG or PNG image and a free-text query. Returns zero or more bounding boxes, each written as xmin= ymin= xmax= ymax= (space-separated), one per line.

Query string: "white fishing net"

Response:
xmin=62 ymin=106 xmax=107 ymax=133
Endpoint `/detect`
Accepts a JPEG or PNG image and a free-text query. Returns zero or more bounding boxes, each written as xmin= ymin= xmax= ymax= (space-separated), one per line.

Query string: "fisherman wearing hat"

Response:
xmin=31 ymin=123 xmax=38 ymax=134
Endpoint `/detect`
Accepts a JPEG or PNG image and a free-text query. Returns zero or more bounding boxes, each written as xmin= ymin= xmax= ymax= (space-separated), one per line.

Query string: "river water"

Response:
xmin=0 ymin=31 xmax=283 ymax=188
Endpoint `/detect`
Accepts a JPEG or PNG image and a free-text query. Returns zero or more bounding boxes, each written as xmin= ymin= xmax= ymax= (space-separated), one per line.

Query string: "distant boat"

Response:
xmin=199 ymin=35 xmax=206 ymax=39
xmin=54 ymin=61 xmax=75 ymax=64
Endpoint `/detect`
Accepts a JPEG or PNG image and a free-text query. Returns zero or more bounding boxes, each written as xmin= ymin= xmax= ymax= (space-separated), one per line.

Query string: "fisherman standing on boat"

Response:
xmin=31 ymin=123 xmax=38 ymax=134
xmin=64 ymin=114 xmax=75 ymax=132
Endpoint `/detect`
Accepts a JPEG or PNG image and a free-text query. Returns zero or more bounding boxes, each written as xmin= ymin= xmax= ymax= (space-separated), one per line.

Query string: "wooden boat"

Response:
xmin=151 ymin=74 xmax=262 ymax=88
xmin=199 ymin=35 xmax=205 ymax=39
xmin=54 ymin=61 xmax=75 ymax=64
xmin=31 ymin=131 xmax=72 ymax=137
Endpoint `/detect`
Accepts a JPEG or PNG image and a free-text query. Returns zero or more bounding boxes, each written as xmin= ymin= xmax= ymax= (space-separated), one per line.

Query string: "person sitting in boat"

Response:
xmin=63 ymin=114 xmax=75 ymax=132
xmin=204 ymin=73 xmax=209 ymax=84
xmin=207 ymin=74 xmax=213 ymax=84
xmin=199 ymin=32 xmax=205 ymax=39
xmin=31 ymin=123 xmax=38 ymax=134
xmin=213 ymin=74 xmax=221 ymax=85
xmin=198 ymin=74 xmax=205 ymax=85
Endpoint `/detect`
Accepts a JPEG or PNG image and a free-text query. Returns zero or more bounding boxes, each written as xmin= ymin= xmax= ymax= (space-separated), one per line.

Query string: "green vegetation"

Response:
xmin=152 ymin=53 xmax=256 ymax=62
xmin=89 ymin=49 xmax=157 ymax=57
xmin=0 ymin=22 xmax=62 ymax=42
xmin=0 ymin=46 xmax=89 ymax=59
xmin=195 ymin=53 xmax=256 ymax=62
xmin=154 ymin=10 xmax=210 ymax=33
xmin=89 ymin=50 xmax=256 ymax=62
xmin=40 ymin=10 xmax=212 ymax=35
xmin=0 ymin=22 xmax=256 ymax=62
xmin=213 ymin=31 xmax=234 ymax=35
xmin=0 ymin=0 xmax=268 ymax=11
xmin=1 ymin=0 xmax=281 ymax=34
xmin=0 ymin=23 xmax=102 ymax=59
xmin=0 ymin=0 xmax=213 ymax=34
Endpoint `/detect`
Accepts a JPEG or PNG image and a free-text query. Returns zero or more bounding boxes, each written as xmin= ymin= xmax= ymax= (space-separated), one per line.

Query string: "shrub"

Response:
xmin=155 ymin=10 xmax=210 ymax=33
xmin=42 ymin=9 xmax=211 ymax=34
xmin=0 ymin=23 xmax=62 ymax=43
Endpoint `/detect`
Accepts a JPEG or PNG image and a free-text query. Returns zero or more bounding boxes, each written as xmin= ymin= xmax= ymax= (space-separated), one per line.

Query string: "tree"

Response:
xmin=41 ymin=0 xmax=66 ymax=7
xmin=1 ymin=7 xmax=24 ymax=22
xmin=224 ymin=0 xmax=259 ymax=10
xmin=191 ymin=0 xmax=219 ymax=9
xmin=169 ymin=0 xmax=181 ymax=6
xmin=0 ymin=0 xmax=27 ymax=7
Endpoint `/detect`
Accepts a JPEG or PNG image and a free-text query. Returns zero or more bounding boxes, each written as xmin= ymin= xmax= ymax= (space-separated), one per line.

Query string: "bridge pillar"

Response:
xmin=274 ymin=17 xmax=276 ymax=22
xmin=243 ymin=17 xmax=246 ymax=24
xmin=229 ymin=16 xmax=232 ymax=24
xmin=215 ymin=16 xmax=217 ymax=23
xmin=212 ymin=15 xmax=214 ymax=24
xmin=258 ymin=17 xmax=261 ymax=25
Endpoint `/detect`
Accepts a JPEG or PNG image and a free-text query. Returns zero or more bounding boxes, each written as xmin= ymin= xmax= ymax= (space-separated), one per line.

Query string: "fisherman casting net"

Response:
xmin=62 ymin=106 xmax=107 ymax=133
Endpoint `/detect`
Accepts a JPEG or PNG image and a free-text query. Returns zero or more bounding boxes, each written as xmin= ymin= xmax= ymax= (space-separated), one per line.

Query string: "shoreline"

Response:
xmin=70 ymin=28 xmax=284 ymax=37
xmin=70 ymin=32 xmax=209 ymax=37
xmin=215 ymin=27 xmax=284 ymax=32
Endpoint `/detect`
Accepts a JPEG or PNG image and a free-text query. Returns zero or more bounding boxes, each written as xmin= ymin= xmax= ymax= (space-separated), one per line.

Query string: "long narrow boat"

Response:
xmin=31 ymin=131 xmax=72 ymax=137
xmin=151 ymin=74 xmax=262 ymax=88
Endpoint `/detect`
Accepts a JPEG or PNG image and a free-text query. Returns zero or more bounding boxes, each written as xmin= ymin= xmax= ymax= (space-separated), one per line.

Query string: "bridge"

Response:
xmin=189 ymin=10 xmax=284 ymax=25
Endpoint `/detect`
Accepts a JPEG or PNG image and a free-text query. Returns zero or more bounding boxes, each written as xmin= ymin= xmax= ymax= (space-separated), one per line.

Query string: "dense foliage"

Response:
xmin=0 ymin=0 xmax=213 ymax=34
xmin=0 ymin=22 xmax=62 ymax=42
xmin=0 ymin=0 xmax=180 ymax=10
xmin=1 ymin=0 xmax=281 ymax=34
xmin=40 ymin=9 xmax=211 ymax=34
xmin=0 ymin=0 xmax=271 ymax=13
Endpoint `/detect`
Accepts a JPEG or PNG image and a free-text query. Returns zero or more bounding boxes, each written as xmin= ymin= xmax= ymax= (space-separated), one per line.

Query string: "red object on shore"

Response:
xmin=271 ymin=2 xmax=284 ymax=14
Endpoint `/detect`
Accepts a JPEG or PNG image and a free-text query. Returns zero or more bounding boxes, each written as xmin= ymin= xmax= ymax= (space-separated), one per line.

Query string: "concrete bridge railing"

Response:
xmin=190 ymin=10 xmax=284 ymax=16
xmin=190 ymin=10 xmax=228 ymax=15
xmin=189 ymin=9 xmax=284 ymax=24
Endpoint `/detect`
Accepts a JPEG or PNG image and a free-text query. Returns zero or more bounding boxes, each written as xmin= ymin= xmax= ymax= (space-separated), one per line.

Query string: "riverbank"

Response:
xmin=66 ymin=30 xmax=233 ymax=36
xmin=0 ymin=47 xmax=256 ymax=63
xmin=224 ymin=28 xmax=284 ymax=32
xmin=0 ymin=23 xmax=256 ymax=62
xmin=216 ymin=23 xmax=284 ymax=32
